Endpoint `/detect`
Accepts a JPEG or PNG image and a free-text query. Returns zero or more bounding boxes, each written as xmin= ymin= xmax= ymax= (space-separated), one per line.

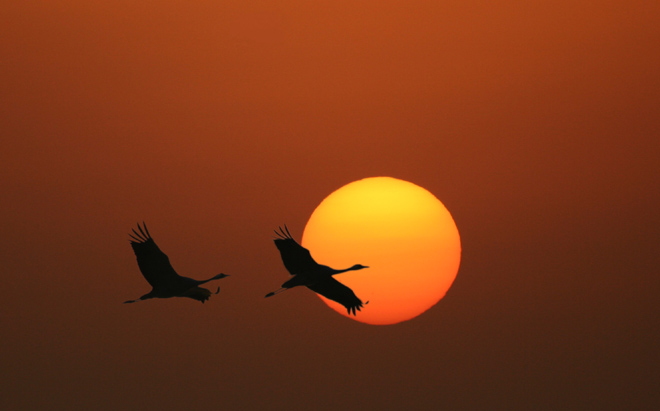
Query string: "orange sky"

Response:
xmin=2 ymin=1 xmax=659 ymax=409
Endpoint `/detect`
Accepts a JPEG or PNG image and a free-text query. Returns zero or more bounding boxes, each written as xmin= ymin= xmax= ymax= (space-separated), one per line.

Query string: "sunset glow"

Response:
xmin=302 ymin=177 xmax=461 ymax=325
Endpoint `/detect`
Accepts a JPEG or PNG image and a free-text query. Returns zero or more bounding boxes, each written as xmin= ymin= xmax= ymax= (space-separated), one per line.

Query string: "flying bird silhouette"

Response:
xmin=265 ymin=225 xmax=369 ymax=315
xmin=124 ymin=223 xmax=229 ymax=304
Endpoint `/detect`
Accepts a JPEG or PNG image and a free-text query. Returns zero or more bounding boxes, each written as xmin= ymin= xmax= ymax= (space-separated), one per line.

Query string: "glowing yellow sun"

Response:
xmin=302 ymin=177 xmax=461 ymax=325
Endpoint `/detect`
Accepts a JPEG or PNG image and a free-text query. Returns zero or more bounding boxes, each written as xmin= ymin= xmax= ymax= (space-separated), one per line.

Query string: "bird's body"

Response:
xmin=125 ymin=223 xmax=229 ymax=304
xmin=266 ymin=225 xmax=368 ymax=315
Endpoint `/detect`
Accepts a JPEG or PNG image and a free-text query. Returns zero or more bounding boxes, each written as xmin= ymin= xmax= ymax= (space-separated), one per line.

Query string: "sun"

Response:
xmin=301 ymin=177 xmax=461 ymax=325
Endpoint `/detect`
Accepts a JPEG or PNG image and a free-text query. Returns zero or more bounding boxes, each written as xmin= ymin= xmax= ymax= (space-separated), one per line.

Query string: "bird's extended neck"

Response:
xmin=332 ymin=267 xmax=355 ymax=275
xmin=329 ymin=264 xmax=368 ymax=275
xmin=197 ymin=273 xmax=229 ymax=285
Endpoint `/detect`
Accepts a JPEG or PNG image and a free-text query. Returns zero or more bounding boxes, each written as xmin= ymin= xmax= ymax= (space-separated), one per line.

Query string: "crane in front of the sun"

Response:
xmin=124 ymin=222 xmax=229 ymax=304
xmin=265 ymin=225 xmax=369 ymax=316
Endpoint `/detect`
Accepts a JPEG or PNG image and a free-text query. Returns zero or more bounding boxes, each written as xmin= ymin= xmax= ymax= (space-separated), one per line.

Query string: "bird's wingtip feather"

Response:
xmin=142 ymin=222 xmax=151 ymax=239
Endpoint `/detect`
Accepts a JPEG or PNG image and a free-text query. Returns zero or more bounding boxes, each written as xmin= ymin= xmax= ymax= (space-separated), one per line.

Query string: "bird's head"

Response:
xmin=214 ymin=273 xmax=230 ymax=280
xmin=351 ymin=264 xmax=369 ymax=271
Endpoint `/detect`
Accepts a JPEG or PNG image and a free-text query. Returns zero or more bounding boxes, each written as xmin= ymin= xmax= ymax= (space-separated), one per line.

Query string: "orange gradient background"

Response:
xmin=1 ymin=1 xmax=659 ymax=410
xmin=302 ymin=177 xmax=460 ymax=324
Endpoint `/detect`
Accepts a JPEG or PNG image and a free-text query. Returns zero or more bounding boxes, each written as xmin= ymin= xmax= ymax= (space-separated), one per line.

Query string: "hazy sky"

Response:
xmin=2 ymin=1 xmax=659 ymax=409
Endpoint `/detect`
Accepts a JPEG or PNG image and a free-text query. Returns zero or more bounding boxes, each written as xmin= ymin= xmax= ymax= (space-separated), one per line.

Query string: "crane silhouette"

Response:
xmin=265 ymin=225 xmax=369 ymax=315
xmin=124 ymin=223 xmax=229 ymax=304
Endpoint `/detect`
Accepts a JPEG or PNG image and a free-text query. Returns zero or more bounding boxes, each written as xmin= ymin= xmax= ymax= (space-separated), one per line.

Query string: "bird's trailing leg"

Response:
xmin=265 ymin=287 xmax=288 ymax=298
xmin=123 ymin=292 xmax=152 ymax=304
xmin=214 ymin=287 xmax=220 ymax=294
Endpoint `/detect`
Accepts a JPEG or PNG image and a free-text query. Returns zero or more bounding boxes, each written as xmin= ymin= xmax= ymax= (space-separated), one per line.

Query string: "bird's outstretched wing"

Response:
xmin=308 ymin=276 xmax=364 ymax=316
xmin=274 ymin=225 xmax=318 ymax=275
xmin=129 ymin=222 xmax=179 ymax=289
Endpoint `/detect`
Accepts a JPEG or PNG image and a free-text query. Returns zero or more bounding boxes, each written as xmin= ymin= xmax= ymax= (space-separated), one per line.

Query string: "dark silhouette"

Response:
xmin=265 ymin=225 xmax=369 ymax=315
xmin=124 ymin=222 xmax=229 ymax=304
